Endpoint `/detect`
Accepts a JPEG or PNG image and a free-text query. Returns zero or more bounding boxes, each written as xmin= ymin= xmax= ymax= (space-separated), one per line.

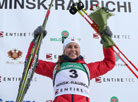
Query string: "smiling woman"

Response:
xmin=63 ymin=38 xmax=80 ymax=60
xmin=20 ymin=3 xmax=118 ymax=101
xmin=24 ymin=23 xmax=116 ymax=102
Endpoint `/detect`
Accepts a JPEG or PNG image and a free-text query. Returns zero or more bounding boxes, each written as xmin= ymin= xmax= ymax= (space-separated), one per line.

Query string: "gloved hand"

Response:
xmin=33 ymin=26 xmax=47 ymax=40
xmin=89 ymin=7 xmax=115 ymax=48
xmin=100 ymin=26 xmax=114 ymax=48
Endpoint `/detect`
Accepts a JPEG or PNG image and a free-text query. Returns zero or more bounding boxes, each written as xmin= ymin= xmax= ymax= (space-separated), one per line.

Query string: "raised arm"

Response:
xmin=87 ymin=46 xmax=115 ymax=79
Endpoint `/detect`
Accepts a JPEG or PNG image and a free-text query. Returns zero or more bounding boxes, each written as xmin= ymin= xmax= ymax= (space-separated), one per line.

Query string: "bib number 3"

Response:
xmin=69 ymin=69 xmax=78 ymax=78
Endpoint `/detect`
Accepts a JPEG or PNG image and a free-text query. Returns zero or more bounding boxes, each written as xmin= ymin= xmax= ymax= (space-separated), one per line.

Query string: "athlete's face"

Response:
xmin=64 ymin=42 xmax=80 ymax=60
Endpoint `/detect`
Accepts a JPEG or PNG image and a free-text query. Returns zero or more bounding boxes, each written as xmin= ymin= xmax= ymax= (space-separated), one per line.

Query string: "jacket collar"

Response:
xmin=63 ymin=55 xmax=85 ymax=63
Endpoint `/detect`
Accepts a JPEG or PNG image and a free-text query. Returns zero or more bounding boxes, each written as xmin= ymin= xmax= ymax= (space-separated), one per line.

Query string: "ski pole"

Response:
xmin=82 ymin=7 xmax=138 ymax=76
xmin=69 ymin=1 xmax=138 ymax=79
xmin=42 ymin=0 xmax=54 ymax=29
xmin=114 ymin=50 xmax=138 ymax=79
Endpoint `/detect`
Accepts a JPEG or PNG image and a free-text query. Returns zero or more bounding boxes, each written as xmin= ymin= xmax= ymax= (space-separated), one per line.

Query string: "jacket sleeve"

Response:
xmin=25 ymin=41 xmax=34 ymax=60
xmin=87 ymin=46 xmax=116 ymax=79
xmin=35 ymin=60 xmax=56 ymax=79
xmin=25 ymin=41 xmax=56 ymax=79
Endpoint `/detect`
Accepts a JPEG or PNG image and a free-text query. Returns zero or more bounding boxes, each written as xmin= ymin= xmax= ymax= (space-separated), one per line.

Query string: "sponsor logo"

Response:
xmin=113 ymin=34 xmax=130 ymax=39
xmin=8 ymin=49 xmax=22 ymax=60
xmin=50 ymin=37 xmax=62 ymax=42
xmin=95 ymin=77 xmax=102 ymax=83
xmin=110 ymin=96 xmax=119 ymax=102
xmin=56 ymin=81 xmax=88 ymax=88
xmin=0 ymin=31 xmax=4 ymax=37
xmin=0 ymin=0 xmax=132 ymax=13
xmin=0 ymin=31 xmax=33 ymax=37
xmin=0 ymin=98 xmax=35 ymax=102
xmin=6 ymin=49 xmax=24 ymax=64
xmin=61 ymin=30 xmax=70 ymax=43
xmin=93 ymin=33 xmax=99 ymax=39
xmin=93 ymin=34 xmax=131 ymax=40
xmin=95 ymin=1 xmax=132 ymax=13
xmin=46 ymin=53 xmax=53 ymax=60
xmin=5 ymin=32 xmax=33 ymax=37
xmin=0 ymin=76 xmax=37 ymax=83
xmin=55 ymin=87 xmax=89 ymax=96
xmin=61 ymin=30 xmax=69 ymax=38
xmin=46 ymin=53 xmax=86 ymax=60
xmin=46 ymin=53 xmax=58 ymax=60
xmin=115 ymin=63 xmax=126 ymax=67
xmin=95 ymin=77 xmax=135 ymax=83
xmin=50 ymin=30 xmax=81 ymax=42
xmin=50 ymin=30 xmax=69 ymax=42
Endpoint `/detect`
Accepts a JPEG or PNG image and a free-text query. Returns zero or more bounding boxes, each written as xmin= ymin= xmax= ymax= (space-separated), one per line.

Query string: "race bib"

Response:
xmin=53 ymin=62 xmax=90 ymax=97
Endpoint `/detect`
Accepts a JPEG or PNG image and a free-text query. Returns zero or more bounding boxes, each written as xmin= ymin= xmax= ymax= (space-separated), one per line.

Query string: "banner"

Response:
xmin=0 ymin=0 xmax=138 ymax=102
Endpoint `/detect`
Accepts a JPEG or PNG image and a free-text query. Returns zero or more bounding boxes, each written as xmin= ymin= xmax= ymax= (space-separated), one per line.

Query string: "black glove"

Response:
xmin=100 ymin=26 xmax=114 ymax=48
xmin=100 ymin=26 xmax=113 ymax=37
xmin=33 ymin=26 xmax=47 ymax=39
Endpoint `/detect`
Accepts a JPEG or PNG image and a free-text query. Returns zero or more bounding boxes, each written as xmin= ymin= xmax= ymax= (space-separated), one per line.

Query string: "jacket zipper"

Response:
xmin=86 ymin=97 xmax=89 ymax=102
xmin=54 ymin=97 xmax=57 ymax=102
xmin=72 ymin=94 xmax=74 ymax=102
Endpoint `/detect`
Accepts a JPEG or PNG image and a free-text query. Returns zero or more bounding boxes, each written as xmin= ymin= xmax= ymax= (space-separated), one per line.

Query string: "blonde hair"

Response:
xmin=56 ymin=54 xmax=64 ymax=70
